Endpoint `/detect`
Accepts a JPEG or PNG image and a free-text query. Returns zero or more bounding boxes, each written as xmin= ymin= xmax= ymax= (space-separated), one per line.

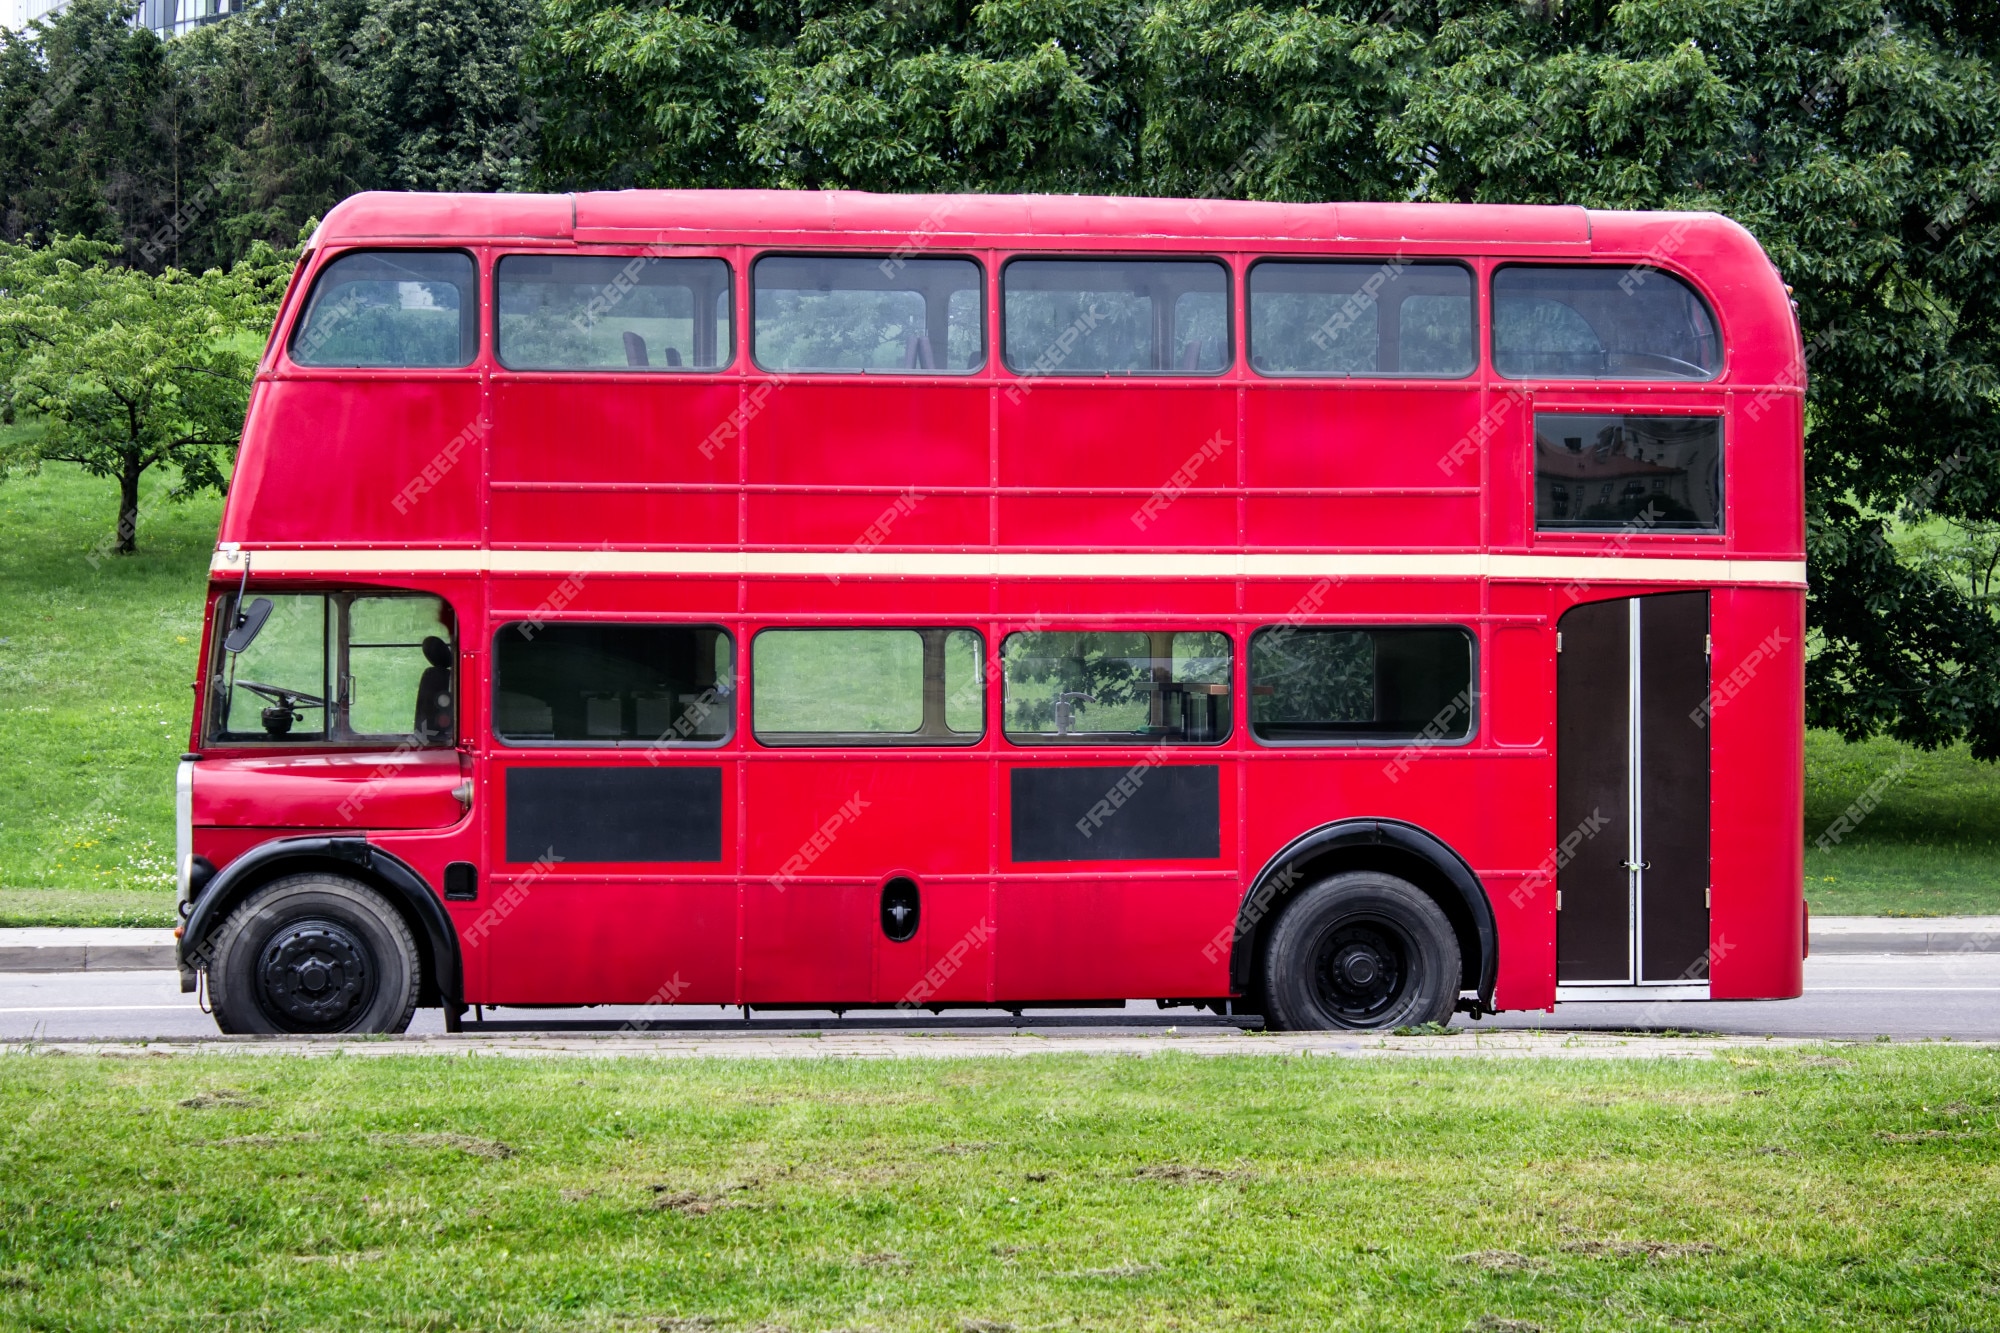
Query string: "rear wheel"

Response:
xmin=1261 ymin=871 xmax=1461 ymax=1031
xmin=208 ymin=874 xmax=420 ymax=1035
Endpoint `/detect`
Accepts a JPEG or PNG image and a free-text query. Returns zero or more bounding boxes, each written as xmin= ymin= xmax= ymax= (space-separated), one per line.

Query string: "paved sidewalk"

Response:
xmin=0 ymin=917 xmax=1996 ymax=972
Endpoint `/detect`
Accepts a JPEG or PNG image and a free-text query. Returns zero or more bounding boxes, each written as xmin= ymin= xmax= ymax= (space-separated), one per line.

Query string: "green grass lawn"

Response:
xmin=1 ymin=458 xmax=1998 ymax=922
xmin=0 ymin=1047 xmax=1995 ymax=1330
xmin=0 ymin=450 xmax=220 ymax=926
xmin=1804 ymin=730 xmax=2000 ymax=916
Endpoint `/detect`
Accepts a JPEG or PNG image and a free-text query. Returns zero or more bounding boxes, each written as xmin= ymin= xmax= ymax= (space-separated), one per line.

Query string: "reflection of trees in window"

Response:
xmin=1492 ymin=297 xmax=1604 ymax=374
xmin=1252 ymin=629 xmax=1374 ymax=728
xmin=1250 ymin=627 xmax=1472 ymax=742
xmin=1494 ymin=266 xmax=1719 ymax=381
xmin=1399 ymin=295 xmax=1475 ymax=374
xmin=301 ymin=299 xmax=462 ymax=366
xmin=753 ymin=257 xmax=983 ymax=372
xmin=1253 ymin=291 xmax=1378 ymax=373
xmin=1004 ymin=630 xmax=1231 ymax=741
xmin=1247 ymin=261 xmax=1472 ymax=376
xmin=291 ymin=251 xmax=475 ymax=368
xmin=1004 ymin=260 xmax=1228 ymax=375
xmin=759 ymin=288 xmax=928 ymax=370
xmin=498 ymin=256 xmax=731 ymax=370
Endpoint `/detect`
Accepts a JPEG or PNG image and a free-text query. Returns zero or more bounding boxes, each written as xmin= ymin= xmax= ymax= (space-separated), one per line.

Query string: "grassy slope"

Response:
xmin=1 ymin=1048 xmax=1997 ymax=1331
xmin=0 ymin=449 xmax=221 ymax=925
xmin=0 ymin=459 xmax=1997 ymax=921
xmin=1803 ymin=730 xmax=2000 ymax=915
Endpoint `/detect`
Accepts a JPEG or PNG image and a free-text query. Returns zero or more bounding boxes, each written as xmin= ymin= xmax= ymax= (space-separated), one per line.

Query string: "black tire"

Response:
xmin=1260 ymin=871 xmax=1462 ymax=1031
xmin=207 ymin=874 xmax=420 ymax=1035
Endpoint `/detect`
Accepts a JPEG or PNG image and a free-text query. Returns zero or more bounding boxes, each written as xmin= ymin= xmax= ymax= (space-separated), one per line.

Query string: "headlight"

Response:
xmin=175 ymin=757 xmax=195 ymax=910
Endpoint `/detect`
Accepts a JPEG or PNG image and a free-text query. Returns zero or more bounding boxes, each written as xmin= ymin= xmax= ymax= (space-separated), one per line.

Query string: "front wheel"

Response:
xmin=1261 ymin=871 xmax=1461 ymax=1031
xmin=208 ymin=874 xmax=420 ymax=1035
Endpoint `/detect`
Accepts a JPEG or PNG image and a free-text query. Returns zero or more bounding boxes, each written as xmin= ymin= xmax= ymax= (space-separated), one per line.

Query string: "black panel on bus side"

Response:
xmin=505 ymin=766 xmax=724 ymax=863
xmin=1009 ymin=765 xmax=1221 ymax=863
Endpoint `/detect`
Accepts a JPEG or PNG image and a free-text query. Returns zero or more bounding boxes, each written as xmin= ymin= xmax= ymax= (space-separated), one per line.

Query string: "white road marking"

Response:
xmin=0 ymin=1005 xmax=193 ymax=1013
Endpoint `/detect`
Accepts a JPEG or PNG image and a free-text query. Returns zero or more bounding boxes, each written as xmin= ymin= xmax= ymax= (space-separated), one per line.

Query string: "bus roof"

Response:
xmin=306 ymin=190 xmax=1753 ymax=263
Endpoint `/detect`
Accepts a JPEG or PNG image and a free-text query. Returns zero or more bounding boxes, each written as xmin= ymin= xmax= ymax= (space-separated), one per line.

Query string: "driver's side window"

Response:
xmin=209 ymin=591 xmax=455 ymax=745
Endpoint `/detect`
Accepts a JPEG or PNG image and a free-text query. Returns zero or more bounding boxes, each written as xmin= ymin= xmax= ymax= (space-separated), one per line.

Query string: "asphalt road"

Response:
xmin=1 ymin=953 xmax=1997 ymax=1043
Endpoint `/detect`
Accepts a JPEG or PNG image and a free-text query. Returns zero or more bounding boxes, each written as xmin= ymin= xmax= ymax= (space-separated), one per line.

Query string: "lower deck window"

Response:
xmin=1250 ymin=626 xmax=1473 ymax=744
xmin=493 ymin=623 xmax=734 ymax=744
xmin=753 ymin=628 xmax=983 ymax=745
xmin=1003 ymin=631 xmax=1233 ymax=743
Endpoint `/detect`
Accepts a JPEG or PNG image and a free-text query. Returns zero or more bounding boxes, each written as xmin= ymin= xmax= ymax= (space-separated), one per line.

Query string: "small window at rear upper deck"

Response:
xmin=1003 ymin=259 xmax=1229 ymax=375
xmin=496 ymin=255 xmax=733 ymax=370
xmin=289 ymin=250 xmax=477 ymax=368
xmin=752 ymin=256 xmax=984 ymax=372
xmin=1248 ymin=260 xmax=1473 ymax=377
xmin=1492 ymin=265 xmax=1720 ymax=381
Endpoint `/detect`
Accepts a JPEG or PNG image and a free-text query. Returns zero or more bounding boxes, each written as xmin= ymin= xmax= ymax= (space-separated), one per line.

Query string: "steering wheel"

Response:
xmin=232 ymin=680 xmax=326 ymax=709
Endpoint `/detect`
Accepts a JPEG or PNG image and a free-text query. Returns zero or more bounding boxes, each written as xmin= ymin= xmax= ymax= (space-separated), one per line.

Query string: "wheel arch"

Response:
xmin=178 ymin=837 xmax=462 ymax=1016
xmin=1230 ymin=819 xmax=1497 ymax=1011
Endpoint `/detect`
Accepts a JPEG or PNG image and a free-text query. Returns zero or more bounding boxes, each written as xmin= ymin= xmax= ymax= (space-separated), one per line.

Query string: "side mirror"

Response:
xmin=224 ymin=597 xmax=273 ymax=655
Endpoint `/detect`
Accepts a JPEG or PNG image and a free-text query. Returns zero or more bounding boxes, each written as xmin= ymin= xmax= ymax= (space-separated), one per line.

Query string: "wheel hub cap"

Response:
xmin=257 ymin=920 xmax=371 ymax=1030
xmin=1336 ymin=945 xmax=1381 ymax=988
xmin=1311 ymin=921 xmax=1409 ymax=1022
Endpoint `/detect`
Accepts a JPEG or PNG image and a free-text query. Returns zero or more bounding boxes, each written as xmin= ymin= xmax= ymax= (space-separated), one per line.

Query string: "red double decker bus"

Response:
xmin=174 ymin=189 xmax=1805 ymax=1035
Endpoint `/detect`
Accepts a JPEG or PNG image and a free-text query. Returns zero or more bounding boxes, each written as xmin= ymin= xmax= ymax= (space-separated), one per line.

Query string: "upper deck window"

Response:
xmin=289 ymin=250 xmax=477 ymax=368
xmin=1493 ymin=265 xmax=1720 ymax=381
xmin=1248 ymin=260 xmax=1473 ymax=377
xmin=752 ymin=256 xmax=984 ymax=373
xmin=1003 ymin=259 xmax=1228 ymax=377
xmin=497 ymin=255 xmax=732 ymax=371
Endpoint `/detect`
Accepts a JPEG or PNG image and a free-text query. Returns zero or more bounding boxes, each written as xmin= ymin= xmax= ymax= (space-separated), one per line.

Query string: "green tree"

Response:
xmin=343 ymin=0 xmax=539 ymax=191
xmin=530 ymin=0 xmax=2000 ymax=757
xmin=0 ymin=0 xmax=178 ymax=265
xmin=164 ymin=0 xmax=377 ymax=269
xmin=0 ymin=0 xmax=538 ymax=273
xmin=1364 ymin=0 xmax=2000 ymax=755
xmin=0 ymin=235 xmax=292 ymax=554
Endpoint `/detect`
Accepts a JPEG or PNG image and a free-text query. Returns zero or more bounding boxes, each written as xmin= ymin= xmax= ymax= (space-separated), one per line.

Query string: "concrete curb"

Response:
xmin=0 ymin=917 xmax=1994 ymax=972
xmin=0 ymin=930 xmax=177 ymax=973
xmin=1810 ymin=916 xmax=2000 ymax=955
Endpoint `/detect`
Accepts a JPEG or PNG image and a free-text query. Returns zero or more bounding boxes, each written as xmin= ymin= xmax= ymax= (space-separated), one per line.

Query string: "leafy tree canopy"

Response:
xmin=5 ymin=0 xmax=2000 ymax=753
xmin=0 ymin=235 xmax=291 ymax=553
xmin=531 ymin=0 xmax=2000 ymax=757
